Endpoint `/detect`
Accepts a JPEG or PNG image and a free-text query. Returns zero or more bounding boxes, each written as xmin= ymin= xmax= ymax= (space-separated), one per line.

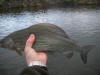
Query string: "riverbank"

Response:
xmin=0 ymin=0 xmax=100 ymax=13
xmin=0 ymin=0 xmax=100 ymax=8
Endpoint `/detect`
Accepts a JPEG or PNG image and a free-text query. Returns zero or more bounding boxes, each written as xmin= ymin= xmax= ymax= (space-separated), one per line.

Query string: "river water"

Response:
xmin=0 ymin=7 xmax=100 ymax=75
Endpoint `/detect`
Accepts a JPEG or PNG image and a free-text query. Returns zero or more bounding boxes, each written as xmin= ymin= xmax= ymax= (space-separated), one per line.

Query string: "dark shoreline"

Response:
xmin=0 ymin=0 xmax=100 ymax=13
xmin=0 ymin=5 xmax=100 ymax=13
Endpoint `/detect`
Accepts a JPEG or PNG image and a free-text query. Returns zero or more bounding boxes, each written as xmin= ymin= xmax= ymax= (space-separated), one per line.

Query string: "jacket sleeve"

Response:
xmin=20 ymin=66 xmax=49 ymax=75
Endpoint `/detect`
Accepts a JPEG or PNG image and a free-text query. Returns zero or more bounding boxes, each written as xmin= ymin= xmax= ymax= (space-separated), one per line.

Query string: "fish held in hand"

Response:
xmin=0 ymin=23 xmax=95 ymax=64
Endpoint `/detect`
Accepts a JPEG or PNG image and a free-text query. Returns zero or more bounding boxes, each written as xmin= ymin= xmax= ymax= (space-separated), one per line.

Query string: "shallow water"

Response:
xmin=0 ymin=8 xmax=100 ymax=75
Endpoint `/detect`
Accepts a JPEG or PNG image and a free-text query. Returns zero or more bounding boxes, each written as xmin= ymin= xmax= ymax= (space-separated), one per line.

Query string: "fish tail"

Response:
xmin=80 ymin=45 xmax=96 ymax=64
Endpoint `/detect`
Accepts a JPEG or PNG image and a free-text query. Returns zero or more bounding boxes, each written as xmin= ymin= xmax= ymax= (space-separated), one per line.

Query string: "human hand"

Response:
xmin=24 ymin=34 xmax=47 ymax=65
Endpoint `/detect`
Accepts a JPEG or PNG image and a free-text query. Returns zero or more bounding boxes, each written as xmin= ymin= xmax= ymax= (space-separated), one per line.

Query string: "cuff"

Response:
xmin=28 ymin=61 xmax=46 ymax=67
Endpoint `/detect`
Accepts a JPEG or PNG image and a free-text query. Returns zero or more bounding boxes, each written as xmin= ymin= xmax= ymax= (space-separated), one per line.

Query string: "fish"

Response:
xmin=0 ymin=23 xmax=95 ymax=64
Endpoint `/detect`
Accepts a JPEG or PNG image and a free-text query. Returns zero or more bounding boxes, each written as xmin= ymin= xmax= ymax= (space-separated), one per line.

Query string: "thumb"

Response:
xmin=24 ymin=34 xmax=36 ymax=52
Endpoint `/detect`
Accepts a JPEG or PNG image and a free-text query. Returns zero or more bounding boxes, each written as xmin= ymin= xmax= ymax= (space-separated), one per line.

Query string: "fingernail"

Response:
xmin=30 ymin=34 xmax=34 ymax=38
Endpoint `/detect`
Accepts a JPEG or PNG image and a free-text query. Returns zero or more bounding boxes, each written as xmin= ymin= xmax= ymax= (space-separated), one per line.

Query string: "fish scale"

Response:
xmin=0 ymin=23 xmax=95 ymax=64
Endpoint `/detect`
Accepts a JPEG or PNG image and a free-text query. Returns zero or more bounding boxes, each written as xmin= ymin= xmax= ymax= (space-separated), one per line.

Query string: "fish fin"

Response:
xmin=9 ymin=39 xmax=23 ymax=56
xmin=80 ymin=45 xmax=96 ymax=64
xmin=15 ymin=49 xmax=22 ymax=56
xmin=14 ymin=45 xmax=22 ymax=56
xmin=63 ymin=51 xmax=74 ymax=59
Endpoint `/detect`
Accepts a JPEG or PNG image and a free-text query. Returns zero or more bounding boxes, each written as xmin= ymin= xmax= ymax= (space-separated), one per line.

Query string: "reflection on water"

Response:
xmin=0 ymin=8 xmax=100 ymax=75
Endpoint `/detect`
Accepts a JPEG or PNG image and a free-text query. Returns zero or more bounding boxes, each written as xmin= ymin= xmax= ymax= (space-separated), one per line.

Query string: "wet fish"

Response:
xmin=0 ymin=23 xmax=95 ymax=64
